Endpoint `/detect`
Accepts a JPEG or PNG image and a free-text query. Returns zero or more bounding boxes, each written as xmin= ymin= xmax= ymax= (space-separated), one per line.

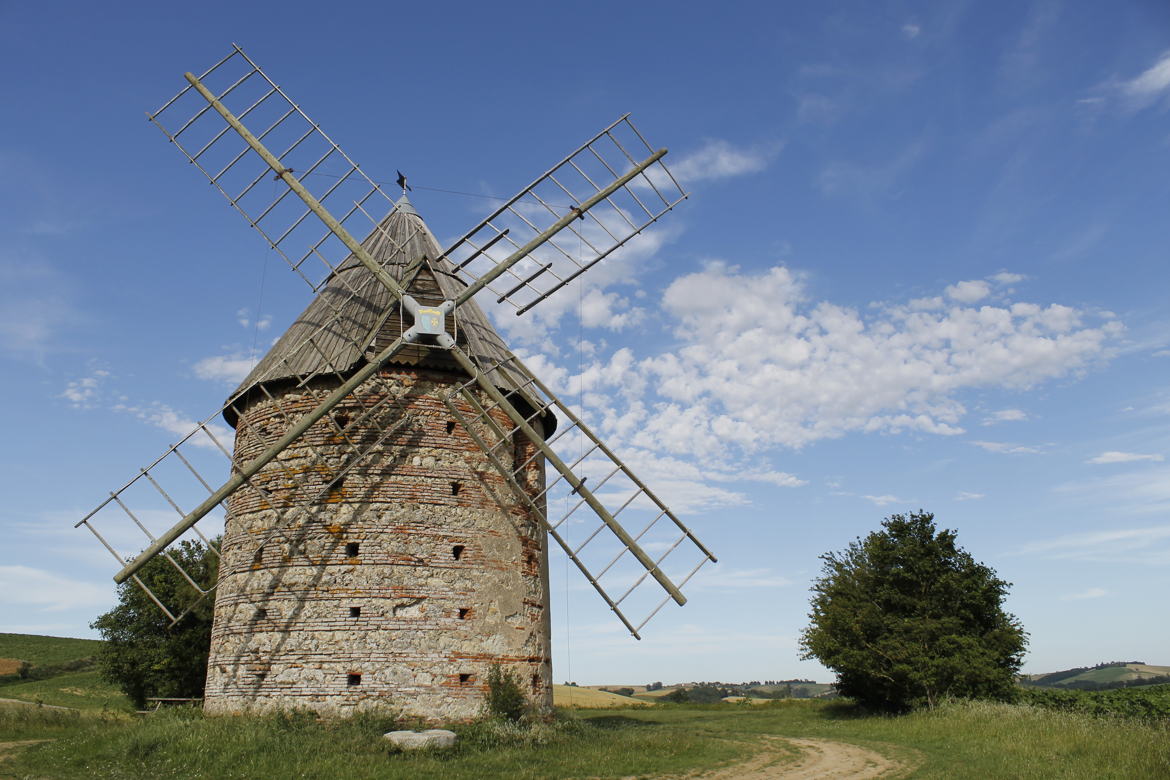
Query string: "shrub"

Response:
xmin=483 ymin=664 xmax=527 ymax=722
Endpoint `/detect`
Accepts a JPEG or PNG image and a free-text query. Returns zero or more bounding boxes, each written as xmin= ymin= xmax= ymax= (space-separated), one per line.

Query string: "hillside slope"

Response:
xmin=1026 ymin=663 xmax=1170 ymax=690
xmin=0 ymin=633 xmax=102 ymax=670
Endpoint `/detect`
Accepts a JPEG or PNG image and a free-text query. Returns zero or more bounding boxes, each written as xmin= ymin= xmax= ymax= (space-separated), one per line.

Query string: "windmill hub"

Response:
xmin=400 ymin=296 xmax=452 ymax=343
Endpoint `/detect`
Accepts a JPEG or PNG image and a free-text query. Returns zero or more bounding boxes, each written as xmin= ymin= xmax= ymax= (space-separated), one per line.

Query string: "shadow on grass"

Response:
xmin=583 ymin=715 xmax=662 ymax=729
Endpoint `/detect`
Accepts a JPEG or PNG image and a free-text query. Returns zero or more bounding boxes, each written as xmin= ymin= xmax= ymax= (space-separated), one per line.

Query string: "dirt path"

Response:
xmin=0 ymin=697 xmax=75 ymax=711
xmin=686 ymin=735 xmax=915 ymax=779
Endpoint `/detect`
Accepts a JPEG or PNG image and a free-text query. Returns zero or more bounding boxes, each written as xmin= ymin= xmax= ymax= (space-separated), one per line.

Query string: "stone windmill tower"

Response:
xmin=77 ymin=45 xmax=716 ymax=720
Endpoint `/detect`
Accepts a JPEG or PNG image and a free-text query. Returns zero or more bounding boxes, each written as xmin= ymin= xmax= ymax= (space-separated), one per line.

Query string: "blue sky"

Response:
xmin=1 ymin=1 xmax=1168 ymax=686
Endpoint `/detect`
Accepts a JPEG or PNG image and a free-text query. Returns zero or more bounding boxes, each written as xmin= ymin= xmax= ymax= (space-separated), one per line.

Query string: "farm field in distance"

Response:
xmin=2 ymin=633 xmax=1169 ymax=778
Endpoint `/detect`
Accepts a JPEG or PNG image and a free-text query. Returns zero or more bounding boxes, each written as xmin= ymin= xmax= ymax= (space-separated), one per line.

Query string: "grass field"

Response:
xmin=631 ymin=686 xmax=680 ymax=701
xmin=552 ymin=685 xmax=650 ymax=708
xmin=0 ymin=670 xmax=131 ymax=712
xmin=3 ymin=699 xmax=1168 ymax=778
xmin=2 ymin=634 xmax=1168 ymax=777
xmin=0 ymin=633 xmax=101 ymax=669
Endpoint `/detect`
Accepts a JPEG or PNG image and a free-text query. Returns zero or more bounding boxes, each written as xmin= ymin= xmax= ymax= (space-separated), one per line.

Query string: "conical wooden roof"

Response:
xmin=226 ymin=197 xmax=547 ymax=430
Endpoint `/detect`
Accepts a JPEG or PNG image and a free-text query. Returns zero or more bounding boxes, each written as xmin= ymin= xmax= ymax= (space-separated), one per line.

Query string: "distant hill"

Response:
xmin=0 ymin=632 xmax=102 ymax=671
xmin=0 ymin=632 xmax=102 ymax=683
xmin=0 ymin=632 xmax=126 ymax=711
xmin=1024 ymin=662 xmax=1170 ymax=691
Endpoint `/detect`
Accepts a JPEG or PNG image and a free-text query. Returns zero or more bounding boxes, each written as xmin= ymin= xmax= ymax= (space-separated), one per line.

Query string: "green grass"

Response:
xmin=0 ymin=670 xmax=131 ymax=713
xmin=4 ymin=699 xmax=1168 ymax=779
xmin=0 ymin=633 xmax=101 ymax=669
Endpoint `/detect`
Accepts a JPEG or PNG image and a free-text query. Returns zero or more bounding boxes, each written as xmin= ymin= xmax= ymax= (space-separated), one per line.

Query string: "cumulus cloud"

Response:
xmin=945 ymin=279 xmax=991 ymax=303
xmin=901 ymin=22 xmax=921 ymax=39
xmin=630 ymin=263 xmax=1119 ymax=451
xmin=60 ymin=369 xmax=110 ymax=408
xmin=194 ymin=352 xmax=255 ymax=384
xmin=1087 ymin=451 xmax=1164 ymax=464
xmin=510 ymin=264 xmax=1120 ymax=515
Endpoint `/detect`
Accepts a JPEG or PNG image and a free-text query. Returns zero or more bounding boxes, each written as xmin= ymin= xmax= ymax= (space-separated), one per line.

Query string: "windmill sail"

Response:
xmin=441 ymin=114 xmax=687 ymax=315
xmin=440 ymin=351 xmax=716 ymax=638
xmin=147 ymin=44 xmax=398 ymax=293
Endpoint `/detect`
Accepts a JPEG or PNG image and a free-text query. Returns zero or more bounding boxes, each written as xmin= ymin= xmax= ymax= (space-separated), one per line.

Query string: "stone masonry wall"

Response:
xmin=204 ymin=367 xmax=552 ymax=720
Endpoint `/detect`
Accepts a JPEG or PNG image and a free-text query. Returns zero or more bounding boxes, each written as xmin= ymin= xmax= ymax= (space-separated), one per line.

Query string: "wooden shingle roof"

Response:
xmin=226 ymin=197 xmax=546 ymax=430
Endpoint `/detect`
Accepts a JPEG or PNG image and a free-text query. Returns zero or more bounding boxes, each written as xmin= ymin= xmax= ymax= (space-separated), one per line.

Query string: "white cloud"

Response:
xmin=945 ymin=279 xmax=991 ymax=303
xmin=955 ymin=491 xmax=985 ymax=501
xmin=982 ymin=408 xmax=1027 ymax=425
xmin=1123 ymin=50 xmax=1170 ymax=100
xmin=818 ymin=141 xmax=923 ymax=199
xmin=578 ymin=288 xmax=643 ymax=331
xmin=1019 ymin=524 xmax=1170 ymax=563
xmin=1061 ymin=587 xmax=1107 ymax=601
xmin=631 ymin=263 xmax=1118 ymax=451
xmin=972 ymin=441 xmax=1042 ymax=455
xmin=60 ymin=369 xmax=110 ymax=408
xmin=0 ymin=565 xmax=111 ymax=611
xmin=0 ymin=257 xmax=80 ymax=359
xmin=686 ymin=567 xmax=791 ymax=591
xmin=116 ymin=402 xmax=234 ymax=451
xmin=862 ymin=494 xmax=905 ymax=507
xmin=667 ymin=139 xmax=779 ymax=185
xmin=990 ymin=271 xmax=1025 ymax=285
xmin=236 ymin=308 xmax=272 ymax=331
xmin=1087 ymin=451 xmax=1164 ymax=464
xmin=517 ymin=264 xmax=1120 ymax=513
xmin=194 ymin=352 xmax=255 ymax=384
xmin=901 ymin=22 xmax=921 ymax=40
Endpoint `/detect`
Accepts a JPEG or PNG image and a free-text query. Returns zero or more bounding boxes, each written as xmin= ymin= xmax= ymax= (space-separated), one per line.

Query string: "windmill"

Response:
xmin=76 ymin=45 xmax=716 ymax=720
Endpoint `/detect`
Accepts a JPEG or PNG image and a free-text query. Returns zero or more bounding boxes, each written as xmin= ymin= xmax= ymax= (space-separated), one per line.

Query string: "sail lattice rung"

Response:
xmin=147 ymin=44 xmax=397 ymax=292
xmin=440 ymin=353 xmax=715 ymax=638
xmin=442 ymin=115 xmax=687 ymax=317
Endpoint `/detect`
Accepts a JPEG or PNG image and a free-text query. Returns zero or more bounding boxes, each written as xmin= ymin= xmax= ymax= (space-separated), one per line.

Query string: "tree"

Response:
xmin=91 ymin=538 xmax=218 ymax=708
xmin=799 ymin=512 xmax=1026 ymax=712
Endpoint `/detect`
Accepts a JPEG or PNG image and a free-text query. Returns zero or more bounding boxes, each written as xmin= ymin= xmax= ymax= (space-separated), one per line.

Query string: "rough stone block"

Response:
xmin=383 ymin=729 xmax=457 ymax=749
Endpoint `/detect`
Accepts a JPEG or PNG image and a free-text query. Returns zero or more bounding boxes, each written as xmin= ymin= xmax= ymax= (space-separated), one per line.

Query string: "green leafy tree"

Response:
xmin=91 ymin=538 xmax=218 ymax=708
xmin=800 ymin=512 xmax=1026 ymax=712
